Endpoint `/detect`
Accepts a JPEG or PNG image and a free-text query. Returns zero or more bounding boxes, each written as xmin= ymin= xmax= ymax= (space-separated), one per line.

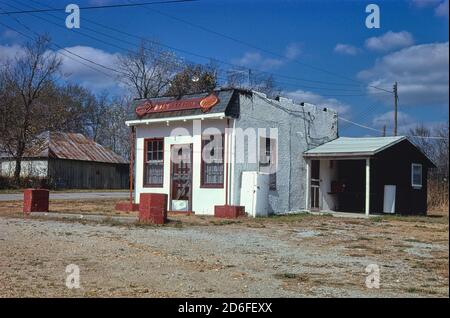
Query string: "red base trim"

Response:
xmin=214 ymin=205 xmax=246 ymax=219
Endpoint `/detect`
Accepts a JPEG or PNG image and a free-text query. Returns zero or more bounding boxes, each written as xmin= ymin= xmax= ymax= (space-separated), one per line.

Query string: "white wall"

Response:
xmin=134 ymin=119 xmax=229 ymax=215
xmin=1 ymin=160 xmax=48 ymax=178
xmin=319 ymin=159 xmax=338 ymax=211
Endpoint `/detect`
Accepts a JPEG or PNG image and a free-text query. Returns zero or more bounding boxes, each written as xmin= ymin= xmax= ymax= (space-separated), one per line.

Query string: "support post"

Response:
xmin=129 ymin=126 xmax=135 ymax=209
xmin=305 ymin=159 xmax=311 ymax=211
xmin=365 ymin=158 xmax=370 ymax=216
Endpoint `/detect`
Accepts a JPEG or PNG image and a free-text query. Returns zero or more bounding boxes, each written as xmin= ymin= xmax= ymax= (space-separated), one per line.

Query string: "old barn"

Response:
xmin=0 ymin=131 xmax=129 ymax=189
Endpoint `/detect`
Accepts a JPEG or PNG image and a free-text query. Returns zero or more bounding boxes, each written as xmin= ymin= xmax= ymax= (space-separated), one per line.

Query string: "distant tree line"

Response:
xmin=409 ymin=124 xmax=449 ymax=211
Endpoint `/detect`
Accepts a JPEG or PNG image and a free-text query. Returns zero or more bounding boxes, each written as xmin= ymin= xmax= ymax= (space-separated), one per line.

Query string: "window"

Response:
xmin=201 ymin=134 xmax=224 ymax=188
xmin=411 ymin=163 xmax=422 ymax=188
xmin=259 ymin=137 xmax=277 ymax=190
xmin=144 ymin=138 xmax=164 ymax=187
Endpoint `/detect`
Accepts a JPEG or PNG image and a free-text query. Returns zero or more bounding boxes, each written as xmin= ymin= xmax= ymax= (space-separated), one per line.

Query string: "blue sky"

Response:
xmin=0 ymin=0 xmax=448 ymax=137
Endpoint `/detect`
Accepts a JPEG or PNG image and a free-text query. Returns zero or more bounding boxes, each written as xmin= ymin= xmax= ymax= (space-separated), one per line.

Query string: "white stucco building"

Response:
xmin=126 ymin=88 xmax=338 ymax=216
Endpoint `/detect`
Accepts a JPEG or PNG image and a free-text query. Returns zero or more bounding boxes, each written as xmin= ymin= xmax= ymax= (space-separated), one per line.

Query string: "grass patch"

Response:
xmin=210 ymin=219 xmax=242 ymax=226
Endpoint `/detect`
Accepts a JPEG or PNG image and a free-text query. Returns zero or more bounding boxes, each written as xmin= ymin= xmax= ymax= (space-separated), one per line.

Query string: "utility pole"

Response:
xmin=393 ymin=82 xmax=398 ymax=136
xmin=382 ymin=125 xmax=386 ymax=137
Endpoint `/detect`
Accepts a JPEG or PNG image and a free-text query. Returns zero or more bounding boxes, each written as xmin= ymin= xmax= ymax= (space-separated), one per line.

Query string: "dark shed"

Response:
xmin=370 ymin=138 xmax=435 ymax=215
xmin=304 ymin=136 xmax=436 ymax=216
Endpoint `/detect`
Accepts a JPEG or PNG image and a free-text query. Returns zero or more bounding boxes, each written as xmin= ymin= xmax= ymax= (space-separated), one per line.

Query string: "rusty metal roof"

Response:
xmin=23 ymin=131 xmax=128 ymax=164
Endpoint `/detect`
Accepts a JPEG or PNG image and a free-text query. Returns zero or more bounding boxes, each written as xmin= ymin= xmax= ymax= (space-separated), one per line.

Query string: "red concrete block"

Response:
xmin=114 ymin=202 xmax=140 ymax=212
xmin=23 ymin=189 xmax=49 ymax=214
xmin=214 ymin=205 xmax=246 ymax=219
xmin=139 ymin=193 xmax=168 ymax=224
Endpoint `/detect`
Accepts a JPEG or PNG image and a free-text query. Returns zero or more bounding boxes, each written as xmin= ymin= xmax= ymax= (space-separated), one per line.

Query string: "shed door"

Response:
xmin=311 ymin=160 xmax=320 ymax=210
xmin=383 ymin=185 xmax=396 ymax=213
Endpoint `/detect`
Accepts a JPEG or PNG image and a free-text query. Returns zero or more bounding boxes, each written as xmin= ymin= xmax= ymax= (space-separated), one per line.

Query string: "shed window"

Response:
xmin=411 ymin=163 xmax=422 ymax=188
xmin=201 ymin=134 xmax=224 ymax=188
xmin=144 ymin=139 xmax=164 ymax=187
xmin=259 ymin=137 xmax=277 ymax=190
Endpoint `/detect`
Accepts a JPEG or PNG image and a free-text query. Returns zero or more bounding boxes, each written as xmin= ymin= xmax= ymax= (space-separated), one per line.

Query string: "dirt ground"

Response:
xmin=0 ymin=200 xmax=448 ymax=297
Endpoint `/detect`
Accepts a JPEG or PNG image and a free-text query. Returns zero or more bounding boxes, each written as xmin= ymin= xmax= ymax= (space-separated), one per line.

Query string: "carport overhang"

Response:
xmin=303 ymin=154 xmax=373 ymax=216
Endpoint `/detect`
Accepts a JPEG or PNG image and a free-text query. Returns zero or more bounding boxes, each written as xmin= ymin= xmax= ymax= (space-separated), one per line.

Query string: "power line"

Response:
xmin=128 ymin=0 xmax=393 ymax=94
xmin=17 ymin=0 xmax=389 ymax=95
xmin=339 ymin=117 xmax=383 ymax=134
xmin=339 ymin=116 xmax=448 ymax=140
xmin=0 ymin=7 xmax=120 ymax=78
xmin=6 ymin=0 xmax=379 ymax=95
xmin=0 ymin=20 xmax=116 ymax=79
xmin=0 ymin=0 xmax=197 ymax=15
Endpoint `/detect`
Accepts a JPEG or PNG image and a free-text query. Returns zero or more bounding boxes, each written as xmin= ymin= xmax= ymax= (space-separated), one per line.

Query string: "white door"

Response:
xmin=240 ymin=171 xmax=257 ymax=217
xmin=383 ymin=185 xmax=396 ymax=213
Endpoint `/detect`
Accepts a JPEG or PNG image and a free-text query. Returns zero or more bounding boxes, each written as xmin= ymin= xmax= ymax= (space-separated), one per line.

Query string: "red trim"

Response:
xmin=200 ymin=133 xmax=225 ymax=189
xmin=143 ymin=138 xmax=164 ymax=188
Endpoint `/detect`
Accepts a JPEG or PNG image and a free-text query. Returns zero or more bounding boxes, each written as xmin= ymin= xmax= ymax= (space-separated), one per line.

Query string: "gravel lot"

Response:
xmin=0 ymin=210 xmax=448 ymax=298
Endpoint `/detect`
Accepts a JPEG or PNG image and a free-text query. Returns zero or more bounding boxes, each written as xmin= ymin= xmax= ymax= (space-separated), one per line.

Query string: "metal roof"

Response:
xmin=21 ymin=132 xmax=128 ymax=164
xmin=304 ymin=136 xmax=407 ymax=157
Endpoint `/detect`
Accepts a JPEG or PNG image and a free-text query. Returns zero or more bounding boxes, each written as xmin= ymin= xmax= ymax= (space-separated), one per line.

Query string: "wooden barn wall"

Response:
xmin=48 ymin=159 xmax=129 ymax=189
xmin=370 ymin=140 xmax=430 ymax=215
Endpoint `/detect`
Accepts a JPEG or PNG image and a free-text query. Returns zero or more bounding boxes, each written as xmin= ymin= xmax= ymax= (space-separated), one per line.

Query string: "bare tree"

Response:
xmin=166 ymin=63 xmax=218 ymax=97
xmin=251 ymin=74 xmax=280 ymax=99
xmin=226 ymin=68 xmax=280 ymax=98
xmin=408 ymin=123 xmax=449 ymax=176
xmin=0 ymin=35 xmax=61 ymax=183
xmin=97 ymin=95 xmax=132 ymax=159
xmin=409 ymin=123 xmax=449 ymax=210
xmin=117 ymin=40 xmax=180 ymax=99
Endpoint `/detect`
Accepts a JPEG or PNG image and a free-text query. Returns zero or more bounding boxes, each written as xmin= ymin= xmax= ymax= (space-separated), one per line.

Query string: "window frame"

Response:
xmin=411 ymin=163 xmax=423 ymax=188
xmin=259 ymin=136 xmax=277 ymax=191
xmin=200 ymin=134 xmax=225 ymax=189
xmin=143 ymin=138 xmax=164 ymax=188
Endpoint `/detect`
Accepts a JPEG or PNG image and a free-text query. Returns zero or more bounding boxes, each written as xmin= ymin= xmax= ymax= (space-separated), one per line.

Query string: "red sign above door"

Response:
xmin=135 ymin=93 xmax=219 ymax=117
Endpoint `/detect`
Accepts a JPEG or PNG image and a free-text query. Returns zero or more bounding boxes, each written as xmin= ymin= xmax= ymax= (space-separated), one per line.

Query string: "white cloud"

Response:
xmin=359 ymin=42 xmax=449 ymax=106
xmin=411 ymin=0 xmax=449 ymax=17
xmin=365 ymin=31 xmax=415 ymax=52
xmin=435 ymin=0 xmax=449 ymax=16
xmin=285 ymin=43 xmax=302 ymax=59
xmin=334 ymin=43 xmax=360 ymax=55
xmin=372 ymin=110 xmax=444 ymax=134
xmin=56 ymin=46 xmax=121 ymax=91
xmin=372 ymin=111 xmax=414 ymax=130
xmin=0 ymin=44 xmax=122 ymax=92
xmin=285 ymin=89 xmax=350 ymax=114
xmin=233 ymin=42 xmax=302 ymax=71
xmin=1 ymin=30 xmax=20 ymax=40
xmin=0 ymin=44 xmax=26 ymax=64
xmin=233 ymin=52 xmax=284 ymax=70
